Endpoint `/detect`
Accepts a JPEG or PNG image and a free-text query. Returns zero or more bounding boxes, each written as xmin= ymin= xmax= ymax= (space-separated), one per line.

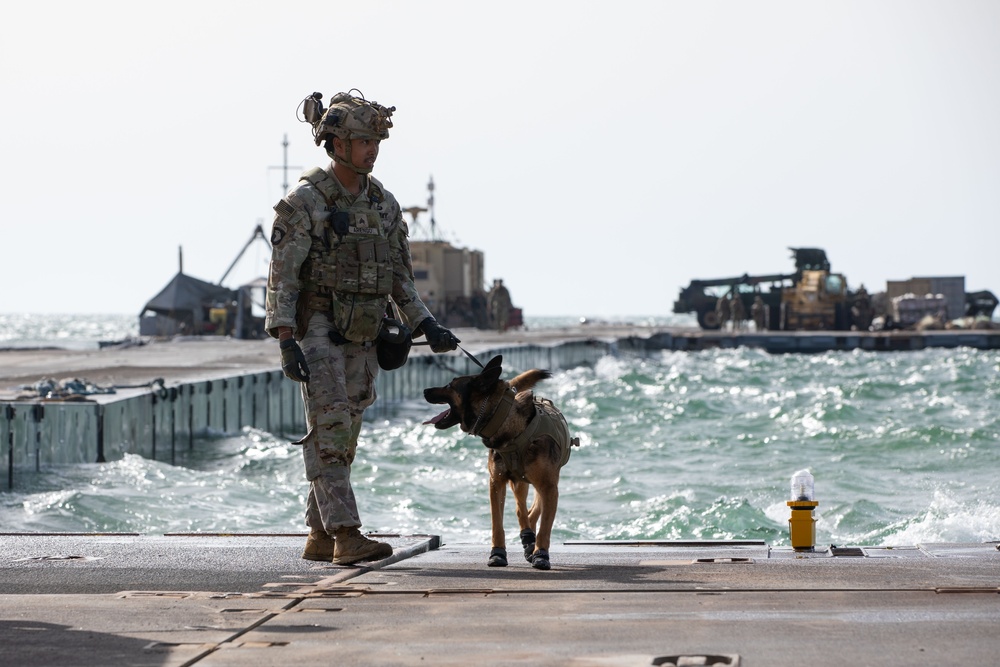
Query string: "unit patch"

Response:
xmin=271 ymin=222 xmax=288 ymax=246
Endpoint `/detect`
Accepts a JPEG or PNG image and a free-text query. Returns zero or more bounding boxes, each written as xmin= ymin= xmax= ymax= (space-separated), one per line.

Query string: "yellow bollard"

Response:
xmin=787 ymin=500 xmax=819 ymax=551
xmin=787 ymin=469 xmax=818 ymax=551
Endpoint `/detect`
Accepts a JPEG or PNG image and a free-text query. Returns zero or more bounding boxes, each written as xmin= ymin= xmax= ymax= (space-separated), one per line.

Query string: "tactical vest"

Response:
xmin=480 ymin=395 xmax=573 ymax=482
xmin=296 ymin=167 xmax=393 ymax=342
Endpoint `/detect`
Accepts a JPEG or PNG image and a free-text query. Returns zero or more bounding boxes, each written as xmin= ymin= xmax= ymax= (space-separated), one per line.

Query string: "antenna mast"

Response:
xmin=269 ymin=134 xmax=302 ymax=194
xmin=427 ymin=175 xmax=438 ymax=240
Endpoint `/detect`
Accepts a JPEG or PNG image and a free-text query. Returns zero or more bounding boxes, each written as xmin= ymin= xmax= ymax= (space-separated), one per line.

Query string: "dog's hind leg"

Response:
xmin=527 ymin=491 xmax=542 ymax=529
xmin=531 ymin=475 xmax=559 ymax=571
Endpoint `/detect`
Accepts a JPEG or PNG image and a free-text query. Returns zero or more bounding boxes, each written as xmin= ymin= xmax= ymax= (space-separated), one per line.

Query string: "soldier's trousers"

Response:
xmin=295 ymin=314 xmax=378 ymax=531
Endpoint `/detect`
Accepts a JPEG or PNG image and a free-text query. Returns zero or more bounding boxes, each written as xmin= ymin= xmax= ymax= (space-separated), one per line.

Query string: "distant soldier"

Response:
xmin=751 ymin=295 xmax=767 ymax=331
xmin=489 ymin=279 xmax=512 ymax=332
xmin=730 ymin=292 xmax=746 ymax=331
xmin=715 ymin=293 xmax=731 ymax=331
xmin=851 ymin=284 xmax=874 ymax=331
xmin=471 ymin=291 xmax=489 ymax=329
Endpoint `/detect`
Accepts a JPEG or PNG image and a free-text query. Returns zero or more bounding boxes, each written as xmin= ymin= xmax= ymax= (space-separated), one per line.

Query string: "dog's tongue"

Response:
xmin=423 ymin=409 xmax=450 ymax=425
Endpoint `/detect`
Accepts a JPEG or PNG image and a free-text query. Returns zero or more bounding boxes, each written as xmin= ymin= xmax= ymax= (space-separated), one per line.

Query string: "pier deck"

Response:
xmin=2 ymin=534 xmax=998 ymax=666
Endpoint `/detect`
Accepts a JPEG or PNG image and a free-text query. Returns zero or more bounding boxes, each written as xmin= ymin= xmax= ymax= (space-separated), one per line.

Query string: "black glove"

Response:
xmin=279 ymin=338 xmax=310 ymax=382
xmin=418 ymin=317 xmax=460 ymax=353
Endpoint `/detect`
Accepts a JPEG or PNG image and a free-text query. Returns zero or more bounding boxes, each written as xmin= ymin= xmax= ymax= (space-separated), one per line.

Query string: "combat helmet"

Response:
xmin=300 ymin=90 xmax=395 ymax=174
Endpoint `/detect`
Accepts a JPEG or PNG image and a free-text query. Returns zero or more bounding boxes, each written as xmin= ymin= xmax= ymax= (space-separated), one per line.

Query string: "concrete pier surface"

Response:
xmin=2 ymin=322 xmax=999 ymax=393
xmin=0 ymin=323 xmax=655 ymax=393
xmin=2 ymin=534 xmax=998 ymax=666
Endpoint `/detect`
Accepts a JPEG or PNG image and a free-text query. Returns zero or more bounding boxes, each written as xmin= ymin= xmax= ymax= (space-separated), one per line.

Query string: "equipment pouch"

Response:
xmin=336 ymin=238 xmax=392 ymax=296
xmin=376 ymin=314 xmax=412 ymax=370
xmin=331 ymin=293 xmax=386 ymax=342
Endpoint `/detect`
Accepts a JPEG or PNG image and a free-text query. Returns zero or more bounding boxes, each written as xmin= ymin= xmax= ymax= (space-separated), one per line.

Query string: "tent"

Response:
xmin=140 ymin=272 xmax=236 ymax=336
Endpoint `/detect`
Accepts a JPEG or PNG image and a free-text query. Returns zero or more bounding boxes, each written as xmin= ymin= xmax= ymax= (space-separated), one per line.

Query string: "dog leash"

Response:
xmin=412 ymin=341 xmax=485 ymax=369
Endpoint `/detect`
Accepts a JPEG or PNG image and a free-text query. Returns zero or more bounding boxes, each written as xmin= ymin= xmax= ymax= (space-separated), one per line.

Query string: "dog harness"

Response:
xmin=474 ymin=387 xmax=574 ymax=481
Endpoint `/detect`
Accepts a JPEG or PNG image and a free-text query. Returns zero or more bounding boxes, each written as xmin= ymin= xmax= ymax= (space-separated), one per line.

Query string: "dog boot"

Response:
xmin=488 ymin=547 xmax=508 ymax=567
xmin=529 ymin=548 xmax=551 ymax=571
xmin=332 ymin=527 xmax=393 ymax=565
xmin=301 ymin=530 xmax=336 ymax=561
xmin=519 ymin=529 xmax=536 ymax=562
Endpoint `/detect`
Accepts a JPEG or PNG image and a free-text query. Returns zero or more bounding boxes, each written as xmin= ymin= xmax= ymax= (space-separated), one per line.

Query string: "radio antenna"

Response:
xmin=268 ymin=134 xmax=302 ymax=194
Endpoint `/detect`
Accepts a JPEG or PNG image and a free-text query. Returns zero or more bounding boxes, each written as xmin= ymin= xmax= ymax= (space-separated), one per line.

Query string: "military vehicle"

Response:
xmin=674 ymin=247 xmax=997 ymax=331
xmin=673 ymin=247 xmax=839 ymax=330
xmin=779 ymin=266 xmax=850 ymax=330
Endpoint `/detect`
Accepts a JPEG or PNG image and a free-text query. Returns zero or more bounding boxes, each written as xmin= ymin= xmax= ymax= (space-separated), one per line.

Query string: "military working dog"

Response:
xmin=423 ymin=355 xmax=577 ymax=570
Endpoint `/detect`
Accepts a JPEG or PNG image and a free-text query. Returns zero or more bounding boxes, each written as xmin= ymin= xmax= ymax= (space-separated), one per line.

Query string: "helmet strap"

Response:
xmin=328 ymin=136 xmax=373 ymax=175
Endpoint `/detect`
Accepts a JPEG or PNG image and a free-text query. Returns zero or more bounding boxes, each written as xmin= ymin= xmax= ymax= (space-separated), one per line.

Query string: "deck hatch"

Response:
xmin=652 ymin=654 xmax=740 ymax=666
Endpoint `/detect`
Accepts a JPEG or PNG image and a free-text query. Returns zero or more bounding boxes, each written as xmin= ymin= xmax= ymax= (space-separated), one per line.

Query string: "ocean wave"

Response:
xmin=3 ymin=347 xmax=998 ymax=548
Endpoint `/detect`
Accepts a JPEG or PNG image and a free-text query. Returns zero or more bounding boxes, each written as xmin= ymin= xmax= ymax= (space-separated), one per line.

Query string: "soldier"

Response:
xmin=265 ymin=90 xmax=459 ymax=565
xmin=489 ymin=278 xmax=512 ymax=332
xmin=851 ymin=284 xmax=874 ymax=331
xmin=751 ymin=295 xmax=767 ymax=331
xmin=729 ymin=291 xmax=746 ymax=331
xmin=715 ymin=292 xmax=731 ymax=331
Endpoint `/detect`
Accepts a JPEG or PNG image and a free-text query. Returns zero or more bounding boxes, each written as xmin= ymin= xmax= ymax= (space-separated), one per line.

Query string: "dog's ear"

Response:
xmin=474 ymin=357 xmax=504 ymax=390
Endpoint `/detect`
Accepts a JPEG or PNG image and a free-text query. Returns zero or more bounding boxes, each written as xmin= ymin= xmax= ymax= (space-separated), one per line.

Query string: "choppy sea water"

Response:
xmin=2 ymin=314 xmax=998 ymax=548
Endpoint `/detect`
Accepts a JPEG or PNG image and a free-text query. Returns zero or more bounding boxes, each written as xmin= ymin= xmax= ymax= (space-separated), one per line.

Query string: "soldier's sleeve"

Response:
xmin=264 ymin=191 xmax=314 ymax=338
xmin=383 ymin=194 xmax=432 ymax=329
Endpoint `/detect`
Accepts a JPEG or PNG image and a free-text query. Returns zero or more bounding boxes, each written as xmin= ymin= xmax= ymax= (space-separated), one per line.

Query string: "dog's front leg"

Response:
xmin=487 ymin=464 xmax=508 ymax=567
xmin=512 ymin=480 xmax=536 ymax=562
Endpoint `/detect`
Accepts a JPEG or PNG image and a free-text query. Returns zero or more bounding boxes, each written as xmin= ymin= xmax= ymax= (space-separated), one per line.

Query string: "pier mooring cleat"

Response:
xmin=520 ymin=529 xmax=536 ymax=562
xmin=301 ymin=530 xmax=336 ymax=561
xmin=332 ymin=528 xmax=392 ymax=565
xmin=488 ymin=547 xmax=508 ymax=567
xmin=529 ymin=548 xmax=551 ymax=570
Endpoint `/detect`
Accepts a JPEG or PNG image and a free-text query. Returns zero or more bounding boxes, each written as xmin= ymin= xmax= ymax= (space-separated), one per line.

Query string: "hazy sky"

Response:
xmin=3 ymin=1 xmax=998 ymax=318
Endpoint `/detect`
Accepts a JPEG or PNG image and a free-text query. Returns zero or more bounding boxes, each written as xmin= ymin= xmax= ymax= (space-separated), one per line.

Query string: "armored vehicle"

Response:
xmin=673 ymin=247 xmax=836 ymax=330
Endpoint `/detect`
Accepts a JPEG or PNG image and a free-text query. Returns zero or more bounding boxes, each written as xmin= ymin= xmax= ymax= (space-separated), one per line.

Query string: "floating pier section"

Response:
xmin=0 ymin=336 xmax=609 ymax=490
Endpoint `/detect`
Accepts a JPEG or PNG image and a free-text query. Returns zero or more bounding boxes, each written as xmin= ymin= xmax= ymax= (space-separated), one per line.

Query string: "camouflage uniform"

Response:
xmin=489 ymin=279 xmax=512 ymax=332
xmin=751 ymin=295 xmax=767 ymax=331
xmin=730 ymin=293 xmax=746 ymax=331
xmin=265 ymin=164 xmax=431 ymax=531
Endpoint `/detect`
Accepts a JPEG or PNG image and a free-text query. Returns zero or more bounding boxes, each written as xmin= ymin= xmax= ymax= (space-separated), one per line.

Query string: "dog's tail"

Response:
xmin=509 ymin=369 xmax=552 ymax=393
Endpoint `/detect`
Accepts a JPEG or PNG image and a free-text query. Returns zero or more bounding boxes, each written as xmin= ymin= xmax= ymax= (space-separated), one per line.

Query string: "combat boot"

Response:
xmin=301 ymin=530 xmax=336 ymax=561
xmin=332 ymin=527 xmax=393 ymax=565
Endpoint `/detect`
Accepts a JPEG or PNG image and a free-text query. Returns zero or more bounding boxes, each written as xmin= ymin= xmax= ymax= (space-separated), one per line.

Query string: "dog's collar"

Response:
xmin=472 ymin=384 xmax=517 ymax=439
